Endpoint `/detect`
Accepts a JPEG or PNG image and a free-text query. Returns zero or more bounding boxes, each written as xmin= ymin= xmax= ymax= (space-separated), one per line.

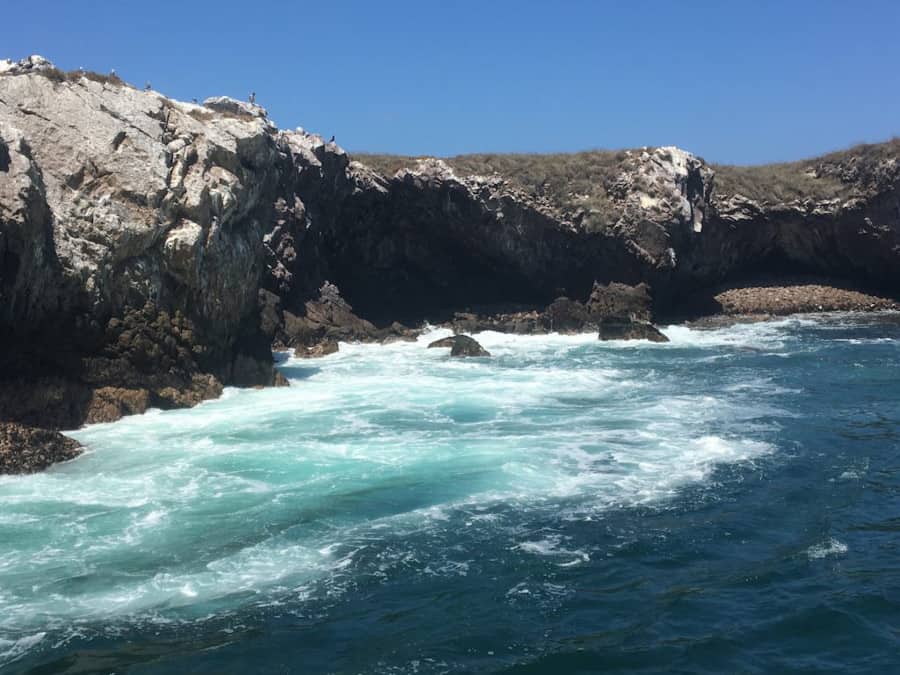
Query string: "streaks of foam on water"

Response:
xmin=0 ymin=323 xmax=788 ymax=657
xmin=807 ymin=538 xmax=848 ymax=560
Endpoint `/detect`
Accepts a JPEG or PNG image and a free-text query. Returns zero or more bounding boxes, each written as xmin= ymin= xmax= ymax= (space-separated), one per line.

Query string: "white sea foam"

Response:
xmin=0 ymin=632 xmax=45 ymax=664
xmin=807 ymin=538 xmax=848 ymax=560
xmin=0 ymin=323 xmax=791 ymax=659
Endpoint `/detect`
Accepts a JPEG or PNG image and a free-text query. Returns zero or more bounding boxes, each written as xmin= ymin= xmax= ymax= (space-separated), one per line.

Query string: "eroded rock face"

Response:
xmin=330 ymin=145 xmax=900 ymax=319
xmin=265 ymin=147 xmax=637 ymax=322
xmin=0 ymin=60 xmax=283 ymax=432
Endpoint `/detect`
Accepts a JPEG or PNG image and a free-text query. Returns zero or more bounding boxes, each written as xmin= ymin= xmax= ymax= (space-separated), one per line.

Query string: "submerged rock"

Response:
xmin=598 ymin=321 xmax=669 ymax=342
xmin=0 ymin=422 xmax=82 ymax=474
xmin=427 ymin=335 xmax=491 ymax=357
xmin=295 ymin=340 xmax=339 ymax=358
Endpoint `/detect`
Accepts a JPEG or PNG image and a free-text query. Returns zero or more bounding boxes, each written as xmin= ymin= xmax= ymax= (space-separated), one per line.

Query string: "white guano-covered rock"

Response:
xmin=0 ymin=68 xmax=278 ymax=343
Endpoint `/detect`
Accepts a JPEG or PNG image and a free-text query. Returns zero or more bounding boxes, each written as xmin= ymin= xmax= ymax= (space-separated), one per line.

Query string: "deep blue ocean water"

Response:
xmin=1 ymin=314 xmax=899 ymax=674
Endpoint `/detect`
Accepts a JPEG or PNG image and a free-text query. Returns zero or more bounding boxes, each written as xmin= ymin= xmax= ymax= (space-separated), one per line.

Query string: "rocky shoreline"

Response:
xmin=0 ymin=422 xmax=82 ymax=474
xmin=699 ymin=281 xmax=897 ymax=316
xmin=2 ymin=55 xmax=900 ymax=474
xmin=3 ymin=281 xmax=897 ymax=475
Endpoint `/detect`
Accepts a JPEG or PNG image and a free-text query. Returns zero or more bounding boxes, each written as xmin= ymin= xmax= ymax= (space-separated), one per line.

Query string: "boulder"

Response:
xmin=281 ymin=281 xmax=379 ymax=347
xmin=598 ymin=321 xmax=669 ymax=342
xmin=295 ymin=340 xmax=339 ymax=358
xmin=85 ymin=387 xmax=150 ymax=424
xmin=586 ymin=282 xmax=654 ymax=323
xmin=378 ymin=322 xmax=420 ymax=343
xmin=541 ymin=297 xmax=591 ymax=332
xmin=427 ymin=335 xmax=491 ymax=357
xmin=0 ymin=422 xmax=82 ymax=474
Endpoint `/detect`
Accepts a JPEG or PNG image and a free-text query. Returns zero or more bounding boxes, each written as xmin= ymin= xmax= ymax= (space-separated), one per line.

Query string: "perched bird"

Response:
xmin=248 ymin=92 xmax=256 ymax=104
xmin=328 ymin=135 xmax=335 ymax=143
xmin=144 ymin=81 xmax=151 ymax=91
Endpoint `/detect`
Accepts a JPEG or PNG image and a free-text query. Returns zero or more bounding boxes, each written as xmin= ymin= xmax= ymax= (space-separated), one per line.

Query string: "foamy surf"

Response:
xmin=807 ymin=538 xmax=848 ymax=560
xmin=0 ymin=320 xmax=816 ymax=665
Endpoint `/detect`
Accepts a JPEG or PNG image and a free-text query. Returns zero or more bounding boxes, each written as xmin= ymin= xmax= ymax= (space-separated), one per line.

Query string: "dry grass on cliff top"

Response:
xmin=24 ymin=67 xmax=128 ymax=88
xmin=356 ymin=137 xmax=900 ymax=213
xmin=713 ymin=138 xmax=900 ymax=202
xmin=357 ymin=150 xmax=627 ymax=229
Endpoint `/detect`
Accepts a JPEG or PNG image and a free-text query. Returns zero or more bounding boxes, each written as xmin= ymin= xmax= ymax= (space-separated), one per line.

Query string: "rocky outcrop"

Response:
xmin=427 ymin=335 xmax=491 ymax=357
xmin=275 ymin=281 xmax=415 ymax=350
xmin=687 ymin=279 xmax=900 ymax=317
xmin=348 ymin=145 xmax=900 ymax=319
xmin=264 ymin=147 xmax=637 ymax=322
xmin=0 ymin=422 xmax=82 ymax=474
xmin=586 ymin=281 xmax=654 ymax=322
xmin=587 ymin=281 xmax=669 ymax=342
xmin=0 ymin=59 xmax=284 ymax=439
xmin=295 ymin=340 xmax=339 ymax=359
xmin=440 ymin=281 xmax=668 ymax=340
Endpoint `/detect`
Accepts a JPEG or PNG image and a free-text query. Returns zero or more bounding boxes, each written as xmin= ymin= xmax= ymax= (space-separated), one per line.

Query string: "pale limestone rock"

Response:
xmin=202 ymin=95 xmax=269 ymax=122
xmin=164 ymin=219 xmax=203 ymax=282
xmin=0 ymin=68 xmax=278 ymax=346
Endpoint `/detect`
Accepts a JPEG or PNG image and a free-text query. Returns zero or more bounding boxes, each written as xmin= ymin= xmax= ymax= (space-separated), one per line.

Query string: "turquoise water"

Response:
xmin=1 ymin=316 xmax=899 ymax=673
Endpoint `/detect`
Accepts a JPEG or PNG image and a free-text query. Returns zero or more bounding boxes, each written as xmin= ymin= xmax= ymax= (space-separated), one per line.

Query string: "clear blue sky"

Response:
xmin=5 ymin=0 xmax=899 ymax=164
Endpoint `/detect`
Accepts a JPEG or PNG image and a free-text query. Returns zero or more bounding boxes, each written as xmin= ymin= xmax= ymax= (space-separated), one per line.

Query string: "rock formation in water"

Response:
xmin=0 ymin=422 xmax=82 ymax=473
xmin=2 ymin=55 xmax=900 ymax=470
xmin=427 ymin=334 xmax=491 ymax=357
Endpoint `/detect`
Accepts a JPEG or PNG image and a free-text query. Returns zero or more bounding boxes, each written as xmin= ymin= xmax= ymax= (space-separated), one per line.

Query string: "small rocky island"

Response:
xmin=2 ymin=55 xmax=899 ymax=472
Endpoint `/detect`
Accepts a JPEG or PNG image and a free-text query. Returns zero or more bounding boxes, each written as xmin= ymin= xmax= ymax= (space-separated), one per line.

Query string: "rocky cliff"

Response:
xmin=0 ymin=57 xmax=285 ymax=432
xmin=2 ymin=55 xmax=899 ymax=471
xmin=353 ymin=144 xmax=900 ymax=316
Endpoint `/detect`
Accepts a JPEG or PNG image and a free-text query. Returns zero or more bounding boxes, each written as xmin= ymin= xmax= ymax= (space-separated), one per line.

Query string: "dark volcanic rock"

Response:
xmin=598 ymin=321 xmax=669 ymax=342
xmin=541 ymin=297 xmax=592 ymax=332
xmin=281 ymin=281 xmax=377 ymax=346
xmin=448 ymin=310 xmax=545 ymax=335
xmin=586 ymin=282 xmax=654 ymax=323
xmin=440 ymin=282 xmax=666 ymax=338
xmin=0 ymin=422 xmax=82 ymax=474
xmin=588 ymin=281 xmax=668 ymax=342
xmin=279 ymin=281 xmax=417 ymax=351
xmin=427 ymin=335 xmax=491 ymax=357
xmin=295 ymin=340 xmax=339 ymax=358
